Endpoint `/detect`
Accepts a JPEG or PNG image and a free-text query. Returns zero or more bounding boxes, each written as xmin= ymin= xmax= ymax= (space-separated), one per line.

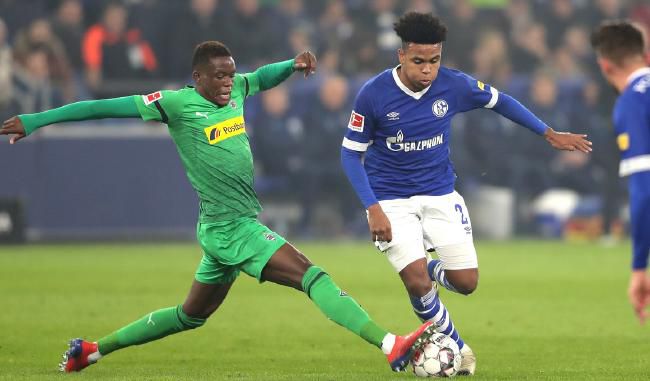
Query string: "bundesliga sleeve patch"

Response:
xmin=348 ymin=111 xmax=365 ymax=132
xmin=142 ymin=91 xmax=163 ymax=105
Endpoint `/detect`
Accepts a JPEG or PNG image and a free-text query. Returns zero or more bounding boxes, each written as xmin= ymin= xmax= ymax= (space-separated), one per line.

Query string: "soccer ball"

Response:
xmin=411 ymin=333 xmax=462 ymax=378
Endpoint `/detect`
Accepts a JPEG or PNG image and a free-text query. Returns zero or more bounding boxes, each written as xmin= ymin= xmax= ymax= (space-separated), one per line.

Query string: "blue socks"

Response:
xmin=428 ymin=259 xmax=459 ymax=293
xmin=410 ymin=288 xmax=465 ymax=350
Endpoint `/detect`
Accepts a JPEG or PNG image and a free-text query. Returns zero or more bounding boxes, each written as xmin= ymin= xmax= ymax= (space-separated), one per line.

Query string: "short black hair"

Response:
xmin=591 ymin=20 xmax=645 ymax=65
xmin=192 ymin=41 xmax=232 ymax=69
xmin=393 ymin=12 xmax=447 ymax=45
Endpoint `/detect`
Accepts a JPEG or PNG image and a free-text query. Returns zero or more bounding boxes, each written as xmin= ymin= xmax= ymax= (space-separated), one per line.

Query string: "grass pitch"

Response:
xmin=1 ymin=240 xmax=649 ymax=380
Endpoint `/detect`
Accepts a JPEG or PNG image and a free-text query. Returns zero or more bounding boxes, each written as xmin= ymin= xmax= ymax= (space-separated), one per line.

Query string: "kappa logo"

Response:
xmin=386 ymin=111 xmax=400 ymax=120
xmin=348 ymin=111 xmax=364 ymax=132
xmin=204 ymin=116 xmax=246 ymax=144
xmin=142 ymin=91 xmax=162 ymax=105
xmin=432 ymin=99 xmax=448 ymax=117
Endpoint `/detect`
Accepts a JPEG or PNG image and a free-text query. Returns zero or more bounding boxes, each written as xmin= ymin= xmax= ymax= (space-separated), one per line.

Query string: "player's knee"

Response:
xmin=177 ymin=305 xmax=207 ymax=330
xmin=452 ymin=277 xmax=478 ymax=295
xmin=405 ymin=277 xmax=435 ymax=297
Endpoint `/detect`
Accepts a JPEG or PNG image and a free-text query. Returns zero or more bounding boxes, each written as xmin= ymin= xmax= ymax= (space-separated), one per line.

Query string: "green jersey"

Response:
xmin=133 ymin=61 xmax=294 ymax=222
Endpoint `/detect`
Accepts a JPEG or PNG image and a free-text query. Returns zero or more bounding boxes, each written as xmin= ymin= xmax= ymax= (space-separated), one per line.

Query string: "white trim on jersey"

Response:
xmin=342 ymin=137 xmax=370 ymax=152
xmin=620 ymin=154 xmax=650 ymax=177
xmin=484 ymin=86 xmax=499 ymax=109
xmin=392 ymin=66 xmax=431 ymax=100
xmin=626 ymin=67 xmax=650 ymax=85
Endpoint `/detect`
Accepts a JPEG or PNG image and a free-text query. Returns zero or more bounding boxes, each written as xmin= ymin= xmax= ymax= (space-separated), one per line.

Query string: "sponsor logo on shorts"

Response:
xmin=348 ymin=111 xmax=364 ymax=132
xmin=204 ymin=116 xmax=246 ymax=144
xmin=142 ymin=91 xmax=162 ymax=105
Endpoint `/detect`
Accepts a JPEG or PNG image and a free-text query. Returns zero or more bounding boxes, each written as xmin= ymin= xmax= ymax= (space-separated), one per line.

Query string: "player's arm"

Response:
xmin=242 ymin=51 xmax=316 ymax=96
xmin=457 ymin=73 xmax=592 ymax=153
xmin=340 ymin=90 xmax=392 ymax=243
xmin=1 ymin=97 xmax=140 ymax=144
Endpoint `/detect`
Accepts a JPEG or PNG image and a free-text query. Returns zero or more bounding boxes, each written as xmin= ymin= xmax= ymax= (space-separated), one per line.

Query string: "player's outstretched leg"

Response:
xmin=58 ymin=305 xmax=206 ymax=373
xmin=262 ymin=244 xmax=436 ymax=372
xmin=59 ymin=281 xmax=232 ymax=372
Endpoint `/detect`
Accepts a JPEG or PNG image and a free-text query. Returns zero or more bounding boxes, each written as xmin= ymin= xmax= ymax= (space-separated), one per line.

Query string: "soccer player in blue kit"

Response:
xmin=341 ymin=12 xmax=593 ymax=375
xmin=591 ymin=20 xmax=650 ymax=324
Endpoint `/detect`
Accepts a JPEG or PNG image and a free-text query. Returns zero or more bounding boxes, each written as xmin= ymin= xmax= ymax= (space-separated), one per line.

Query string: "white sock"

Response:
xmin=87 ymin=350 xmax=103 ymax=363
xmin=380 ymin=333 xmax=396 ymax=354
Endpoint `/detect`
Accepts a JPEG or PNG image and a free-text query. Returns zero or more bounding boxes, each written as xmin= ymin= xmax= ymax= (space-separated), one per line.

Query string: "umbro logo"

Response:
xmin=387 ymin=111 xmax=400 ymax=120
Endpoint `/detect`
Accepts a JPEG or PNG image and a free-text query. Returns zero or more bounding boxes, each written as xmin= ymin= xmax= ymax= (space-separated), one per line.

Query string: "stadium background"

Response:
xmin=0 ymin=0 xmax=649 ymax=242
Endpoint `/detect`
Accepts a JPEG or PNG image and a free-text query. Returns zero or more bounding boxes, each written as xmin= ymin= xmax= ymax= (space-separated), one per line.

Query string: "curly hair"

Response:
xmin=393 ymin=12 xmax=447 ymax=45
xmin=192 ymin=41 xmax=232 ymax=69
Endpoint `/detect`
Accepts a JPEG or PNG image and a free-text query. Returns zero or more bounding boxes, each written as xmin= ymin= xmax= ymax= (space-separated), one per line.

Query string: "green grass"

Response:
xmin=1 ymin=241 xmax=649 ymax=380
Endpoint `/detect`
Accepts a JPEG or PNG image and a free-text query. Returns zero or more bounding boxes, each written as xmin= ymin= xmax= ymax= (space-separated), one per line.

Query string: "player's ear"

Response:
xmin=398 ymin=48 xmax=405 ymax=65
xmin=192 ymin=70 xmax=201 ymax=84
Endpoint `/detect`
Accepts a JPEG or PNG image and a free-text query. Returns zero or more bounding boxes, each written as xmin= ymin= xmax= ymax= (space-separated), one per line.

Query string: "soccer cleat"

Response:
xmin=458 ymin=343 xmax=476 ymax=376
xmin=386 ymin=321 xmax=436 ymax=372
xmin=58 ymin=338 xmax=99 ymax=373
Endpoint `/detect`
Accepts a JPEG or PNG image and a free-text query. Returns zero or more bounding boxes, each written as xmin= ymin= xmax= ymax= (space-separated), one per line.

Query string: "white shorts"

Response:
xmin=373 ymin=191 xmax=478 ymax=272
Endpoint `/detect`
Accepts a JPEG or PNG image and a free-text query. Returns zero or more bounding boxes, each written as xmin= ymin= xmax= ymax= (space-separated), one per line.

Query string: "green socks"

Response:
xmin=95 ymin=266 xmax=388 ymax=357
xmin=97 ymin=305 xmax=205 ymax=355
xmin=301 ymin=266 xmax=388 ymax=348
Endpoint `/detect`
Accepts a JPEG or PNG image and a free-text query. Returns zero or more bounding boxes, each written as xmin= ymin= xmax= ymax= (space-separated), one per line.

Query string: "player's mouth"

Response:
xmin=419 ymin=79 xmax=432 ymax=87
xmin=216 ymin=92 xmax=231 ymax=103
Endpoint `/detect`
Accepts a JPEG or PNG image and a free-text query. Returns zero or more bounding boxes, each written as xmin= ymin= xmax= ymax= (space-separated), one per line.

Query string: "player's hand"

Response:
xmin=544 ymin=127 xmax=592 ymax=153
xmin=293 ymin=51 xmax=317 ymax=78
xmin=628 ymin=270 xmax=650 ymax=324
xmin=367 ymin=204 xmax=392 ymax=243
xmin=1 ymin=116 xmax=27 ymax=144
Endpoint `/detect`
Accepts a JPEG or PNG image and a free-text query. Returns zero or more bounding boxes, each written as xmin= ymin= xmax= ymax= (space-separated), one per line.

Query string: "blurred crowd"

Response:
xmin=1 ymin=0 xmax=649 ymax=237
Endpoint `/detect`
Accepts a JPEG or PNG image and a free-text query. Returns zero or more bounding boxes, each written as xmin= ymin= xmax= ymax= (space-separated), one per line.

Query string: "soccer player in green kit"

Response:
xmin=1 ymin=41 xmax=434 ymax=374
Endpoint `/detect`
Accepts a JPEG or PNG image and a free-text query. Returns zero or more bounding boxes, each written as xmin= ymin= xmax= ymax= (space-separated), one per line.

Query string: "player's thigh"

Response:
xmin=260 ymin=242 xmax=313 ymax=290
xmin=420 ymin=191 xmax=478 ymax=270
xmin=196 ymin=218 xmax=285 ymax=283
xmin=376 ymin=198 xmax=426 ymax=273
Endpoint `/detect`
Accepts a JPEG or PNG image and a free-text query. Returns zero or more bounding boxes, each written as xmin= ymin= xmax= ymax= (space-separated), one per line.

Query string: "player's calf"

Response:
xmin=59 ymin=338 xmax=102 ymax=373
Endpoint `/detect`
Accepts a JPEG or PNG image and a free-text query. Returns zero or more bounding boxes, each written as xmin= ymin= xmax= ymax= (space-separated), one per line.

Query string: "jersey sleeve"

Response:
xmin=342 ymin=85 xmax=376 ymax=152
xmin=454 ymin=71 xmax=499 ymax=112
xmin=133 ymin=90 xmax=184 ymax=124
xmin=236 ymin=74 xmax=258 ymax=98
xmin=616 ymin=95 xmax=650 ymax=177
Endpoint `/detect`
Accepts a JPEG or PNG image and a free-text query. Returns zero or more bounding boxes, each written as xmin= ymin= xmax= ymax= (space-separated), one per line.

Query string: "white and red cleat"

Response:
xmin=386 ymin=321 xmax=436 ymax=372
xmin=59 ymin=338 xmax=100 ymax=373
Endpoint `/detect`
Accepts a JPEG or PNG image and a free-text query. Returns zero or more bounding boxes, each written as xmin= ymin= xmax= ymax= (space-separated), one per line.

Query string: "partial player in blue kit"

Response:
xmin=341 ymin=12 xmax=593 ymax=375
xmin=592 ymin=20 xmax=650 ymax=324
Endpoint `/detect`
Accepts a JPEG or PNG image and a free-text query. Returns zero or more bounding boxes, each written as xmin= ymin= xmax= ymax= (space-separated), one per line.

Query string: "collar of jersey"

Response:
xmin=392 ymin=65 xmax=431 ymax=100
xmin=626 ymin=67 xmax=650 ymax=86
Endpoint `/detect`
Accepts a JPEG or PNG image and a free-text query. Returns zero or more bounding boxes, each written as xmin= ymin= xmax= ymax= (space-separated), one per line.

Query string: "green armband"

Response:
xmin=19 ymin=96 xmax=141 ymax=135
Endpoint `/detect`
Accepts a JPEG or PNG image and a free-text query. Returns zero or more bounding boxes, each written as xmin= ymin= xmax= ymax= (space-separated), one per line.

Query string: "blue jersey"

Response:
xmin=613 ymin=67 xmax=650 ymax=270
xmin=342 ymin=66 xmax=499 ymax=201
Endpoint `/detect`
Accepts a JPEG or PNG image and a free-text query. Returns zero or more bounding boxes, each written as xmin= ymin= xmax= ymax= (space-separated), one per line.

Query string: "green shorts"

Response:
xmin=195 ymin=217 xmax=287 ymax=284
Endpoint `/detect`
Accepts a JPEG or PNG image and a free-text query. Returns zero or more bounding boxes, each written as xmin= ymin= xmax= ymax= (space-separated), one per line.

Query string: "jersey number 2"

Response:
xmin=455 ymin=204 xmax=469 ymax=225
